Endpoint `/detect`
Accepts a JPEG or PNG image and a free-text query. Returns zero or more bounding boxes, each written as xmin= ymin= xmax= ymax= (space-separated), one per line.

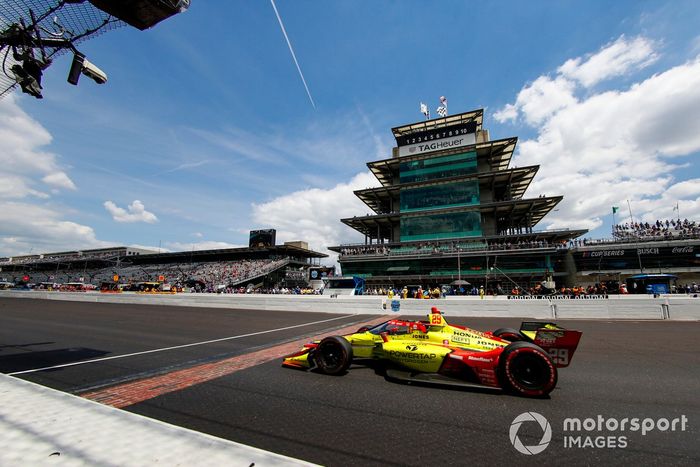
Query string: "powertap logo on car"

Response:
xmin=509 ymin=412 xmax=552 ymax=455
xmin=509 ymin=413 xmax=690 ymax=454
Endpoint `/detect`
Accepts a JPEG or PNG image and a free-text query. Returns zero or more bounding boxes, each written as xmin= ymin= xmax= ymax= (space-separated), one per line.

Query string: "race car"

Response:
xmin=282 ymin=307 xmax=582 ymax=397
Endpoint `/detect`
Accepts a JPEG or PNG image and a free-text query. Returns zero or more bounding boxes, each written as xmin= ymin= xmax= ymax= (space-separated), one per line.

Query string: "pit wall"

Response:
xmin=2 ymin=291 xmax=697 ymax=321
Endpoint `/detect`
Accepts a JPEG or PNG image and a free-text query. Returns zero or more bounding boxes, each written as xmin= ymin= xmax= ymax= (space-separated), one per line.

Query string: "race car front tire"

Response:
xmin=314 ymin=336 xmax=353 ymax=375
xmin=499 ymin=342 xmax=557 ymax=397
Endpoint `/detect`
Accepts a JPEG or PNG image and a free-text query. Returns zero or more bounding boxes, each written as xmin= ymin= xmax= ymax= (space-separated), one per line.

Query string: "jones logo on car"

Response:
xmin=476 ymin=340 xmax=501 ymax=348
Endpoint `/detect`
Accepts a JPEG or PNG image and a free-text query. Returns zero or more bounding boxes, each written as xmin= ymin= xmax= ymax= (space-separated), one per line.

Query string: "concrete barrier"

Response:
xmin=553 ymin=299 xmax=665 ymax=320
xmin=1 ymin=291 xmax=697 ymax=320
xmin=664 ymin=298 xmax=700 ymax=321
xmin=391 ymin=297 xmax=553 ymax=319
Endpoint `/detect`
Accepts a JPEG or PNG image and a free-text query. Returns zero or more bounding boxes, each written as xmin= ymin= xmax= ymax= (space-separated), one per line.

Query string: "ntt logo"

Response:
xmin=509 ymin=412 xmax=552 ymax=455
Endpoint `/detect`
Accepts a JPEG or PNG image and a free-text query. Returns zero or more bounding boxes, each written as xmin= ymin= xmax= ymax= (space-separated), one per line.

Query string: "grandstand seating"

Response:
xmin=4 ymin=258 xmax=290 ymax=291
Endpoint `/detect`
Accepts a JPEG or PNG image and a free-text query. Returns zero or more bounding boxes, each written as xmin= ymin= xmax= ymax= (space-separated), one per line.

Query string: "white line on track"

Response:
xmin=8 ymin=314 xmax=356 ymax=376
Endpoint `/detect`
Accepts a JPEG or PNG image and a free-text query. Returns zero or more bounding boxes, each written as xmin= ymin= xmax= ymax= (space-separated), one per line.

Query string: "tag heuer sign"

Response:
xmin=397 ymin=121 xmax=477 ymax=157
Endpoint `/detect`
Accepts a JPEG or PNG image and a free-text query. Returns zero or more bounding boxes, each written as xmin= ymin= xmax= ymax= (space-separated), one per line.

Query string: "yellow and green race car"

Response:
xmin=283 ymin=307 xmax=582 ymax=397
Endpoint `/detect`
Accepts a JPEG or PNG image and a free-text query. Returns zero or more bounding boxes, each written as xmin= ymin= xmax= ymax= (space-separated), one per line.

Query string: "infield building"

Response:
xmin=330 ymin=108 xmax=586 ymax=291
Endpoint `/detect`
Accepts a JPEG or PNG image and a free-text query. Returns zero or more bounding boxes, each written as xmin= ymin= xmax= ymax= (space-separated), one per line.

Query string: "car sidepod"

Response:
xmin=380 ymin=341 xmax=451 ymax=373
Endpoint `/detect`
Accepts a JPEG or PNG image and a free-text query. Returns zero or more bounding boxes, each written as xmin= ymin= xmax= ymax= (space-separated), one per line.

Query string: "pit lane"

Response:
xmin=1 ymin=297 xmax=698 ymax=465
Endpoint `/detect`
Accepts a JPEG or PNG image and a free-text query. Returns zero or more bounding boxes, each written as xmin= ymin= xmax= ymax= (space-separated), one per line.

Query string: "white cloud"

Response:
xmin=495 ymin=35 xmax=700 ymax=233
xmin=495 ymin=75 xmax=578 ymax=126
xmin=0 ymin=96 xmax=107 ymax=257
xmin=0 ymin=202 xmax=114 ymax=256
xmin=251 ymin=171 xmax=379 ymax=264
xmin=558 ymin=35 xmax=658 ymax=87
xmin=42 ymin=172 xmax=77 ymax=191
xmin=0 ymin=174 xmax=49 ymax=199
xmin=104 ymin=200 xmax=159 ymax=223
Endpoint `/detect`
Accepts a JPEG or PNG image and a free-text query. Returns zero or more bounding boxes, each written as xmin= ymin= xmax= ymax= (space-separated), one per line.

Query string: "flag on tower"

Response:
xmin=420 ymin=102 xmax=429 ymax=119
xmin=436 ymin=96 xmax=448 ymax=117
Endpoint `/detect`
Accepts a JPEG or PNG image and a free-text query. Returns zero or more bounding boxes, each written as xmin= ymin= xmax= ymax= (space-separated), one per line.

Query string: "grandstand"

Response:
xmin=0 ymin=239 xmax=327 ymax=292
xmin=572 ymin=220 xmax=700 ymax=290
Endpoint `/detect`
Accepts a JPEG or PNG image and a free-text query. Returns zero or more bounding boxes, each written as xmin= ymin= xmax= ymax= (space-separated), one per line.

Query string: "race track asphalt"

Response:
xmin=1 ymin=296 xmax=698 ymax=466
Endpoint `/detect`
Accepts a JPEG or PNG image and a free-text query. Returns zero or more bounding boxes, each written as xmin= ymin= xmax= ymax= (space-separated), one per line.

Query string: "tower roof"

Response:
xmin=391 ymin=109 xmax=483 ymax=142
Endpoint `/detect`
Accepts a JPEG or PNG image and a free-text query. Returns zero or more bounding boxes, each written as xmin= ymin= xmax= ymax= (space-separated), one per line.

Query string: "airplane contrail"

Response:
xmin=270 ymin=0 xmax=316 ymax=109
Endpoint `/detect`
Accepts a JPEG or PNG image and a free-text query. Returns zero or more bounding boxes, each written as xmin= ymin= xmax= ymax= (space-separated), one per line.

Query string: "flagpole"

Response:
xmin=626 ymin=200 xmax=634 ymax=225
xmin=612 ymin=207 xmax=616 ymax=236
xmin=627 ymin=200 xmax=644 ymax=273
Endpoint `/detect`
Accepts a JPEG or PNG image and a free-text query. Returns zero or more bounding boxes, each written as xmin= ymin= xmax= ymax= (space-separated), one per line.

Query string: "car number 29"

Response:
xmin=548 ymin=348 xmax=569 ymax=365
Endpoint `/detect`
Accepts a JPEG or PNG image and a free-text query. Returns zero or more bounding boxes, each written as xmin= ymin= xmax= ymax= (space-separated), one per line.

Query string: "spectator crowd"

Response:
xmin=614 ymin=218 xmax=700 ymax=241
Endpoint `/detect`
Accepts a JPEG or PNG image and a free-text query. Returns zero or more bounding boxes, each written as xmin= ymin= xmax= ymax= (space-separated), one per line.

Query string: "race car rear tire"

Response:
xmin=493 ymin=328 xmax=530 ymax=342
xmin=499 ymin=342 xmax=557 ymax=397
xmin=314 ymin=336 xmax=353 ymax=375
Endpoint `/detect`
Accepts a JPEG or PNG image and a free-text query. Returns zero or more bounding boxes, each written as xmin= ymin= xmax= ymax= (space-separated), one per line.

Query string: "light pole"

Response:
xmin=491 ymin=264 xmax=530 ymax=296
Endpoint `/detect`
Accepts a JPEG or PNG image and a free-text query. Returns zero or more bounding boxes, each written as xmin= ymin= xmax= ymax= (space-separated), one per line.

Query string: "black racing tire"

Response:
xmin=499 ymin=341 xmax=557 ymax=397
xmin=493 ymin=328 xmax=530 ymax=342
xmin=314 ymin=336 xmax=353 ymax=375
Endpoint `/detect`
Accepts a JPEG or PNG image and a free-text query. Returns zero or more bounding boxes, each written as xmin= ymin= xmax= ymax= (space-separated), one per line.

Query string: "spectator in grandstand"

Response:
xmin=613 ymin=218 xmax=699 ymax=241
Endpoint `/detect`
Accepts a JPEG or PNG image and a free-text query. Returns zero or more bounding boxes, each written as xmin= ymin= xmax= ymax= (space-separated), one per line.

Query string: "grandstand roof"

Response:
xmin=368 ymin=137 xmax=517 ymax=187
xmin=130 ymin=244 xmax=327 ymax=265
xmin=355 ymin=165 xmax=538 ymax=214
xmin=391 ymin=109 xmax=484 ymax=141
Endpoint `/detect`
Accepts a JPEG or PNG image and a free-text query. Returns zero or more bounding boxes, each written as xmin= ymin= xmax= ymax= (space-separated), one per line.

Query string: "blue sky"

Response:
xmin=2 ymin=0 xmax=700 ymax=263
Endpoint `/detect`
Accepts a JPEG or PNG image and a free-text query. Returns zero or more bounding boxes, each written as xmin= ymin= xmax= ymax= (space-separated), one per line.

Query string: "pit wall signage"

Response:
xmin=397 ymin=122 xmax=477 ymax=157
xmin=581 ymin=246 xmax=694 ymax=258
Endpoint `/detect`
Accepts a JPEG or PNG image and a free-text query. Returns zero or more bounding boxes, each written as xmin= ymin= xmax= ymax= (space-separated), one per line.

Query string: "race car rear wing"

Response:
xmin=519 ymin=322 xmax=582 ymax=368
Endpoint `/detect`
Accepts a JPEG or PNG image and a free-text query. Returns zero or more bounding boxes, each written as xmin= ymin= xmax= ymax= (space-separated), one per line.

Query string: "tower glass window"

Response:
xmin=399 ymin=151 xmax=477 ymax=184
xmin=400 ymin=180 xmax=480 ymax=212
xmin=400 ymin=211 xmax=482 ymax=241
